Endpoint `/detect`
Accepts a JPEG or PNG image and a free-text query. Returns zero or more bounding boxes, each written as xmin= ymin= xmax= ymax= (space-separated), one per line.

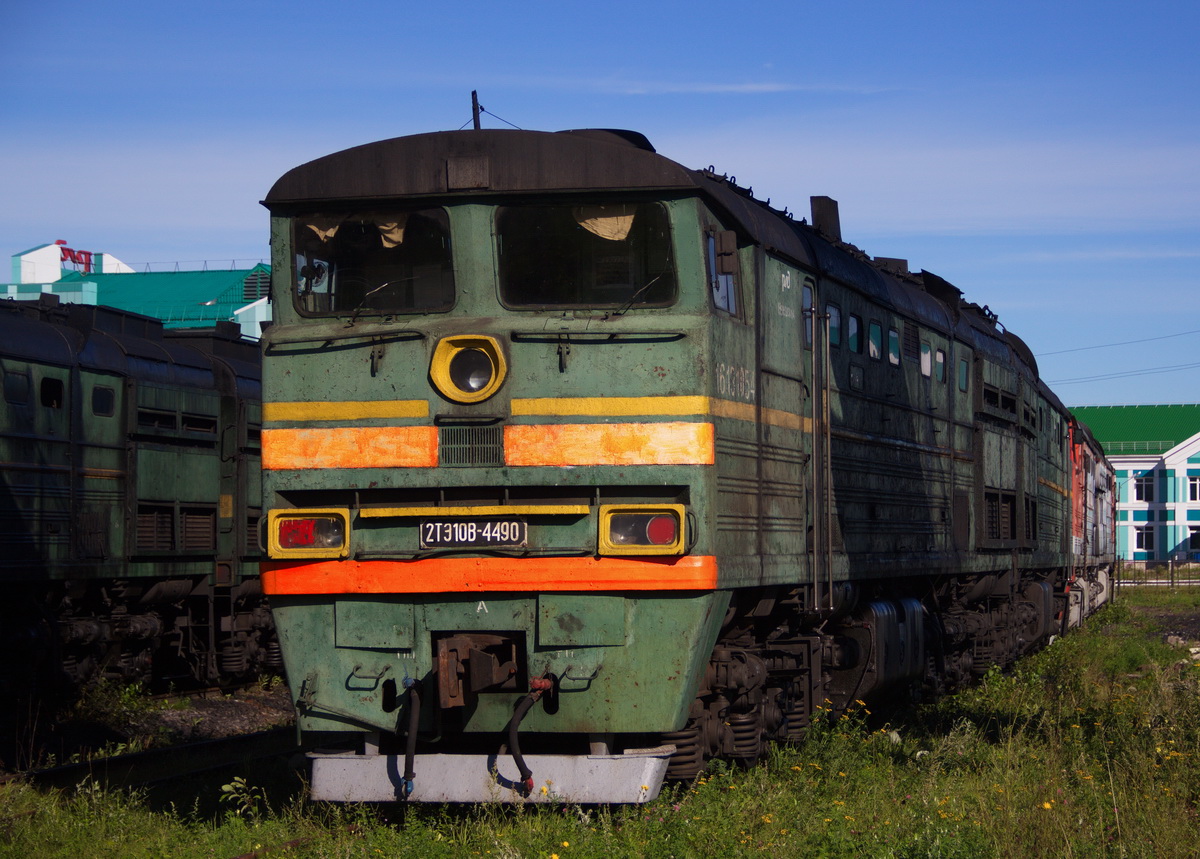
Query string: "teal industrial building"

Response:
xmin=5 ymin=240 xmax=270 ymax=337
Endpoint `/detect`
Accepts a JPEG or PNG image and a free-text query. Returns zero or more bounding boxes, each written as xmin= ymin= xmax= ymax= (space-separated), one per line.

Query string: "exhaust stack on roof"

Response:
xmin=810 ymin=196 xmax=841 ymax=242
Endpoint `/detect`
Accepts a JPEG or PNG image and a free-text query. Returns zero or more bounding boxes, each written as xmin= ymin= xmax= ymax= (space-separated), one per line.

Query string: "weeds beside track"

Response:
xmin=2 ymin=588 xmax=1198 ymax=858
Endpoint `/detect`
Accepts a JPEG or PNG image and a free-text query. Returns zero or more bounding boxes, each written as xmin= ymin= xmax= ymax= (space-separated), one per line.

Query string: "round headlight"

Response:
xmin=430 ymin=335 xmax=507 ymax=404
xmin=449 ymin=348 xmax=493 ymax=393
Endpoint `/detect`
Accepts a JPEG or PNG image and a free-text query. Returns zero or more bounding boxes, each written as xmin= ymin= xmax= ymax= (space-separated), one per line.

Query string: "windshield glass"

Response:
xmin=292 ymin=209 xmax=453 ymax=314
xmin=497 ymin=202 xmax=676 ymax=309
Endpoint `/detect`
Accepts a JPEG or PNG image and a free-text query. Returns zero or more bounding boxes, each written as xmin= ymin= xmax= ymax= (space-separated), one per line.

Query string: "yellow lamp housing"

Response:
xmin=598 ymin=504 xmax=686 ymax=556
xmin=430 ymin=335 xmax=507 ymax=404
xmin=268 ymin=508 xmax=351 ymax=559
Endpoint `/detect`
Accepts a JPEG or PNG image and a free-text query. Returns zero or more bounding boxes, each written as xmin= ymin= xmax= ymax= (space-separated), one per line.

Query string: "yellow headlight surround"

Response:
xmin=430 ymin=335 xmax=507 ymax=404
xmin=598 ymin=504 xmax=686 ymax=556
xmin=267 ymin=508 xmax=351 ymax=559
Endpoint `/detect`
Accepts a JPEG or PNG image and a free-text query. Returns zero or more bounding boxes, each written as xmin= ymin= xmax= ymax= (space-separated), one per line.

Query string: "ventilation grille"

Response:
xmin=136 ymin=505 xmax=216 ymax=551
xmin=243 ymin=268 xmax=271 ymax=301
xmin=246 ymin=513 xmax=261 ymax=555
xmin=181 ymin=508 xmax=216 ymax=551
xmin=136 ymin=505 xmax=174 ymax=551
xmin=439 ymin=425 xmax=504 ymax=467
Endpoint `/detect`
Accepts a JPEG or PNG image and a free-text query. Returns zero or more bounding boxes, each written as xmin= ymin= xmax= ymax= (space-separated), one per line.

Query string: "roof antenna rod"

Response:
xmin=471 ymin=90 xmax=481 ymax=130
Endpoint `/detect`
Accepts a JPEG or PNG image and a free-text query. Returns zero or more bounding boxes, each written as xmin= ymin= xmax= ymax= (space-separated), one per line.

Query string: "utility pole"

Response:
xmin=471 ymin=91 xmax=481 ymax=130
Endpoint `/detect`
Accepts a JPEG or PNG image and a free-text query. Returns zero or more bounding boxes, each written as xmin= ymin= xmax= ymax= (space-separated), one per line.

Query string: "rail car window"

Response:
xmin=935 ymin=349 xmax=947 ymax=382
xmin=920 ymin=341 xmax=932 ymax=377
xmin=958 ymin=358 xmax=969 ymax=392
xmin=848 ymin=314 xmax=862 ymax=353
xmin=887 ymin=328 xmax=901 ymax=366
xmin=92 ymin=386 xmax=115 ymax=417
xmin=827 ymin=304 xmax=842 ymax=347
xmin=3 ymin=371 xmax=29 ymax=404
xmin=40 ymin=378 xmax=64 ymax=409
xmin=868 ymin=321 xmax=882 ymax=360
xmin=497 ymin=202 xmax=676 ymax=309
xmin=292 ymin=209 xmax=454 ymax=315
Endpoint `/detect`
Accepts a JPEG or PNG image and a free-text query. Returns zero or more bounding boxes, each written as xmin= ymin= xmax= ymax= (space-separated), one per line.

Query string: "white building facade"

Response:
xmin=1113 ymin=430 xmax=1200 ymax=563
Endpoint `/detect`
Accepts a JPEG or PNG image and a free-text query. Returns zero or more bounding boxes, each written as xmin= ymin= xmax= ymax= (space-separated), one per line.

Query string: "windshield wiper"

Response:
xmin=609 ymin=273 xmax=664 ymax=318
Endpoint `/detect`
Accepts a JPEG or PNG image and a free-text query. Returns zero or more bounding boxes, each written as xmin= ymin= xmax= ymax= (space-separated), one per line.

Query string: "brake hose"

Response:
xmin=508 ymin=676 xmax=554 ymax=797
xmin=401 ymin=678 xmax=420 ymax=799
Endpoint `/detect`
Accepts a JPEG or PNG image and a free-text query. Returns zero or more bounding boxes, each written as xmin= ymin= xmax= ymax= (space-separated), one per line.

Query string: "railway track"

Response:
xmin=16 ymin=727 xmax=299 ymax=792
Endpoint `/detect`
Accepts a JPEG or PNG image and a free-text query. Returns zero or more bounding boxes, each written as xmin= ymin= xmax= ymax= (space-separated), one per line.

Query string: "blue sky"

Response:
xmin=2 ymin=0 xmax=1197 ymax=406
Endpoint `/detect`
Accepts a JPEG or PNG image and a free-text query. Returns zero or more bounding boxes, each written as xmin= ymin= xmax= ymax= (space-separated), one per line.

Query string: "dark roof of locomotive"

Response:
xmin=263 ymin=129 xmax=696 ymax=208
xmin=265 ymin=128 xmax=1042 ymax=399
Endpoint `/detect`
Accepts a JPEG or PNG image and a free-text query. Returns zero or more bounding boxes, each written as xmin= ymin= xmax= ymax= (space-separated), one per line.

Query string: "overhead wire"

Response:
xmin=1040 ymin=326 xmax=1200 ymax=385
xmin=1038 ymin=328 xmax=1200 ymax=356
xmin=1047 ymin=361 xmax=1200 ymax=385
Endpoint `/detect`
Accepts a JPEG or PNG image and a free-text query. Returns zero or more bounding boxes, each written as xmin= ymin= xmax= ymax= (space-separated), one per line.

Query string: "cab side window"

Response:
xmin=706 ymin=229 xmax=739 ymax=315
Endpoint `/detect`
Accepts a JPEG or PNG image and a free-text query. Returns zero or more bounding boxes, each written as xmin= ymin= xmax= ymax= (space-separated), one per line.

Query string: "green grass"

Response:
xmin=4 ymin=589 xmax=1199 ymax=858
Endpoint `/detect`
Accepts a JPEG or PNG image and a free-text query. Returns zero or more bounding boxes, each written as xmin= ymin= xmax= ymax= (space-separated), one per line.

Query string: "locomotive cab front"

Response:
xmin=260 ymin=130 xmax=768 ymax=802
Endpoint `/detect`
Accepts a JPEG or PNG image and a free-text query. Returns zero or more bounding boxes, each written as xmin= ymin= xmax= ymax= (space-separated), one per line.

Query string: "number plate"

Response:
xmin=420 ymin=519 xmax=528 ymax=549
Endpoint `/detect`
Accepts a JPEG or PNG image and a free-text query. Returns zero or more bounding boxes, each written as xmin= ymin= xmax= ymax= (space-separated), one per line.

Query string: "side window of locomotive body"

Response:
xmin=827 ymin=304 xmax=842 ymax=348
xmin=867 ymin=321 xmax=882 ymax=360
xmin=3 ymin=370 xmax=29 ymax=405
xmin=887 ymin=327 xmax=901 ymax=366
xmin=497 ymin=202 xmax=677 ymax=309
xmin=848 ymin=314 xmax=863 ymax=354
xmin=292 ymin=209 xmax=454 ymax=315
xmin=92 ymin=385 xmax=115 ymax=417
xmin=705 ymin=228 xmax=739 ymax=316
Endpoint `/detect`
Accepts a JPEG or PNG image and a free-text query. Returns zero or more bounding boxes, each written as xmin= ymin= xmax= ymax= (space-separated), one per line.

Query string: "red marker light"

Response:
xmin=279 ymin=518 xmax=317 ymax=548
xmin=645 ymin=515 xmax=677 ymax=545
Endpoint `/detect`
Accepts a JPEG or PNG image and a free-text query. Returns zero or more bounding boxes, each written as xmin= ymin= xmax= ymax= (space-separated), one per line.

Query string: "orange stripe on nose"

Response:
xmin=504 ymin=422 xmax=714 ymax=466
xmin=262 ymin=426 xmax=438 ymax=470
xmin=261 ymin=555 xmax=718 ymax=594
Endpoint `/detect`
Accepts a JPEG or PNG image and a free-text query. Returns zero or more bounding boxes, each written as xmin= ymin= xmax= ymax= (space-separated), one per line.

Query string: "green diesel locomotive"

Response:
xmin=0 ymin=297 xmax=270 ymax=705
xmin=259 ymin=129 xmax=1114 ymax=803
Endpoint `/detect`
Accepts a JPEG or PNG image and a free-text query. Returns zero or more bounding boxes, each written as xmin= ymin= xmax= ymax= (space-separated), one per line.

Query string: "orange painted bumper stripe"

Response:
xmin=262 ymin=426 xmax=437 ymax=470
xmin=505 ymin=422 xmax=714 ymax=466
xmin=261 ymin=555 xmax=718 ymax=594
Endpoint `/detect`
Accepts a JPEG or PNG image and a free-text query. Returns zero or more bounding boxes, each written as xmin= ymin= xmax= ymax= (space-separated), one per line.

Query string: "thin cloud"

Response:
xmin=605 ymin=80 xmax=893 ymax=96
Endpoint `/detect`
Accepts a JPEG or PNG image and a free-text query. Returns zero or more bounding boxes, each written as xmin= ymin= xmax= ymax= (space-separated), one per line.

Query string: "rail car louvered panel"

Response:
xmin=246 ymin=513 xmax=261 ymax=555
xmin=181 ymin=508 xmax=216 ymax=551
xmin=136 ymin=505 xmax=174 ymax=551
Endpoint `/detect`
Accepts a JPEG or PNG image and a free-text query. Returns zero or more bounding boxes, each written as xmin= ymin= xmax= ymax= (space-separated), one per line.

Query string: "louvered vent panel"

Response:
xmin=181 ymin=508 xmax=216 ymax=551
xmin=903 ymin=324 xmax=920 ymax=362
xmin=246 ymin=514 xmax=261 ymax=555
xmin=242 ymin=269 xmax=271 ymax=301
xmin=137 ymin=506 xmax=174 ymax=551
xmin=439 ymin=426 xmax=504 ymax=467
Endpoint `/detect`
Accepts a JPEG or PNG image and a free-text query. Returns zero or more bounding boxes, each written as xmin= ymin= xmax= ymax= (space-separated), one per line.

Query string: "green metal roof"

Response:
xmin=1070 ymin=404 xmax=1200 ymax=456
xmin=55 ymin=264 xmax=270 ymax=328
